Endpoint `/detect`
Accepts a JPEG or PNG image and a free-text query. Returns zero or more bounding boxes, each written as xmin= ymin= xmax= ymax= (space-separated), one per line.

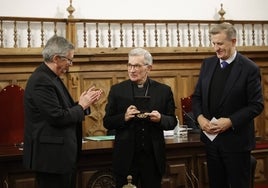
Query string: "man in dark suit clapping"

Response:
xmin=23 ymin=35 xmax=103 ymax=188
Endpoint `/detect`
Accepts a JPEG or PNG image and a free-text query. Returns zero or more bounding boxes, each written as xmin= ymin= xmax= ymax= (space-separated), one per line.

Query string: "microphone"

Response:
xmin=182 ymin=109 xmax=200 ymax=132
xmin=182 ymin=109 xmax=198 ymax=124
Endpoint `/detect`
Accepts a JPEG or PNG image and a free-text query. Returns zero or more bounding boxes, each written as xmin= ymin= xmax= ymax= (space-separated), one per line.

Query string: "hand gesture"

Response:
xmin=78 ymin=86 xmax=103 ymax=110
xmin=144 ymin=110 xmax=161 ymax=122
xmin=124 ymin=105 xmax=140 ymax=121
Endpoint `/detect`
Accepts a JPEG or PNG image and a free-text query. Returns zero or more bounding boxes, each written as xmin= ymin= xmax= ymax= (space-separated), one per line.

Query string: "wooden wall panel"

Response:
xmin=260 ymin=70 xmax=268 ymax=139
xmin=0 ymin=49 xmax=268 ymax=140
xmin=0 ymin=74 xmax=29 ymax=91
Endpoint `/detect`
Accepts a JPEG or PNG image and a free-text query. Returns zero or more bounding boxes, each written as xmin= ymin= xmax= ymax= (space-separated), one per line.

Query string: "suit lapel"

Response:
xmin=220 ymin=54 xmax=242 ymax=105
xmin=53 ymin=76 xmax=74 ymax=107
xmin=203 ymin=57 xmax=218 ymax=104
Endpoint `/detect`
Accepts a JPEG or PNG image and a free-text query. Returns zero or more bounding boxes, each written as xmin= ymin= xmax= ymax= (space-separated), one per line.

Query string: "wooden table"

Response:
xmin=1 ymin=133 xmax=267 ymax=188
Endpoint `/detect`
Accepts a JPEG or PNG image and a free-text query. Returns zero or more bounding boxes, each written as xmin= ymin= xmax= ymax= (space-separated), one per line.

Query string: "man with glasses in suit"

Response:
xmin=23 ymin=35 xmax=103 ymax=188
xmin=104 ymin=47 xmax=177 ymax=188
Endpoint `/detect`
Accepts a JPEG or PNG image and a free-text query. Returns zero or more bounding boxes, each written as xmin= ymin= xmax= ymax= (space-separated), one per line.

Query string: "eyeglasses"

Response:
xmin=127 ymin=63 xmax=148 ymax=70
xmin=58 ymin=55 xmax=73 ymax=65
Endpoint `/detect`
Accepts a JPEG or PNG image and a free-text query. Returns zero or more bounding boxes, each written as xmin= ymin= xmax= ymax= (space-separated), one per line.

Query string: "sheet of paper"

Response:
xmin=83 ymin=135 xmax=115 ymax=141
xmin=203 ymin=117 xmax=218 ymax=141
xmin=163 ymin=130 xmax=174 ymax=136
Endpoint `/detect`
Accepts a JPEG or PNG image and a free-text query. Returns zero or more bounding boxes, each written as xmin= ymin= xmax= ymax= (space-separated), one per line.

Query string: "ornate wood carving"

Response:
xmin=86 ymin=169 xmax=115 ymax=188
xmin=0 ymin=49 xmax=268 ymax=139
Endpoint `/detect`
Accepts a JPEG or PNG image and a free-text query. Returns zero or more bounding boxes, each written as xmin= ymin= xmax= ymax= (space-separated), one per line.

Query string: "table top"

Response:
xmin=1 ymin=133 xmax=267 ymax=159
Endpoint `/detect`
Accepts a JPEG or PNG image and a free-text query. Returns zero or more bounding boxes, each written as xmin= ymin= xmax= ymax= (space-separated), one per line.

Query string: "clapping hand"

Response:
xmin=78 ymin=86 xmax=103 ymax=110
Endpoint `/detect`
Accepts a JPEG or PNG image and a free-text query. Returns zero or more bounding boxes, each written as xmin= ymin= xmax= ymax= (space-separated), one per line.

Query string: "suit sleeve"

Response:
xmin=32 ymin=78 xmax=85 ymax=128
xmin=103 ymin=85 xmax=127 ymax=130
xmin=159 ymin=86 xmax=177 ymax=130
xmin=229 ymin=63 xmax=264 ymax=129
xmin=192 ymin=60 xmax=206 ymax=120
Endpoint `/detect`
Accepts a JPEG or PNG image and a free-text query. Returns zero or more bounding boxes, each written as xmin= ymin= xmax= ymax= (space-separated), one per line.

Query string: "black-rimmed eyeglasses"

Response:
xmin=127 ymin=63 xmax=148 ymax=70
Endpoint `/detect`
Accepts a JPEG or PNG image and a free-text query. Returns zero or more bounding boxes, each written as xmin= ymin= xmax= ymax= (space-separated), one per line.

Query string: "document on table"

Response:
xmin=203 ymin=117 xmax=218 ymax=141
xmin=83 ymin=135 xmax=115 ymax=141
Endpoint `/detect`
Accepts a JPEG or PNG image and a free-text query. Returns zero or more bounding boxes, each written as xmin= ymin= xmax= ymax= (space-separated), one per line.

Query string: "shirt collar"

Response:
xmin=220 ymin=51 xmax=237 ymax=65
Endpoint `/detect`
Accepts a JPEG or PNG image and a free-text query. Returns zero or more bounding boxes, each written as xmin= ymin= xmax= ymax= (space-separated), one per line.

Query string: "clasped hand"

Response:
xmin=198 ymin=115 xmax=232 ymax=134
xmin=78 ymin=86 xmax=103 ymax=110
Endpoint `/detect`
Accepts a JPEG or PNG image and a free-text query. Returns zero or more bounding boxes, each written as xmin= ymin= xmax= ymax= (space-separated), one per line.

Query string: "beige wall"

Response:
xmin=1 ymin=0 xmax=268 ymax=20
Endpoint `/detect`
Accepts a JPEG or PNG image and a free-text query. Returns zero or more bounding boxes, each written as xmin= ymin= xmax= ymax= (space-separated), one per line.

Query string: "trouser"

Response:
xmin=205 ymin=142 xmax=251 ymax=188
xmin=36 ymin=170 xmax=76 ymax=188
xmin=115 ymin=150 xmax=162 ymax=188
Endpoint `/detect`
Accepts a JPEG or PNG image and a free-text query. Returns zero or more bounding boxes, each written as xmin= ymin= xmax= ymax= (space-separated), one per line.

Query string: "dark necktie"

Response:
xmin=221 ymin=61 xmax=228 ymax=69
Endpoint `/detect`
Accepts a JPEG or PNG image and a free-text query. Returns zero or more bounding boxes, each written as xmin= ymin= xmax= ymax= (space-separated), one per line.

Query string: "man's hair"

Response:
xmin=210 ymin=22 xmax=237 ymax=41
xmin=42 ymin=35 xmax=75 ymax=62
xmin=128 ymin=48 xmax=153 ymax=65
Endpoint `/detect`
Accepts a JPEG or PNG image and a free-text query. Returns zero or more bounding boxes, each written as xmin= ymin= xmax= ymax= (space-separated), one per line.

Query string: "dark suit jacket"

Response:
xmin=103 ymin=78 xmax=177 ymax=176
xmin=23 ymin=63 xmax=87 ymax=174
xmin=192 ymin=53 xmax=263 ymax=152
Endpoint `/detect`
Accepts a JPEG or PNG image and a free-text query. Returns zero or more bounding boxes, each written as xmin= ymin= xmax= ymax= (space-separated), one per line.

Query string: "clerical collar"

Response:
xmin=137 ymin=84 xmax=144 ymax=88
xmin=132 ymin=79 xmax=150 ymax=96
xmin=135 ymin=79 xmax=148 ymax=88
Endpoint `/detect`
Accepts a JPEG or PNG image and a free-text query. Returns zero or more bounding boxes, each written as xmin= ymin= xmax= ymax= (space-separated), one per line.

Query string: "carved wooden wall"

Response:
xmin=0 ymin=48 xmax=267 ymax=140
